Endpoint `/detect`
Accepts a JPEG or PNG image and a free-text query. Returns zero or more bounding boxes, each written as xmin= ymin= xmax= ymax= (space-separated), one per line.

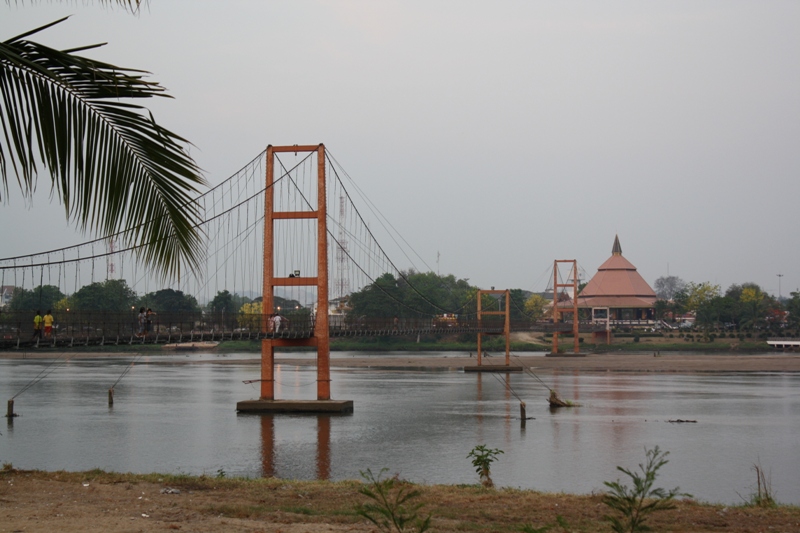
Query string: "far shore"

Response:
xmin=2 ymin=348 xmax=800 ymax=373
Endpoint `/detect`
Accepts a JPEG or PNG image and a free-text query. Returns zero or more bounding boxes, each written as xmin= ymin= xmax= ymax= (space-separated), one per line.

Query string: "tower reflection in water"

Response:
xmin=260 ymin=414 xmax=331 ymax=480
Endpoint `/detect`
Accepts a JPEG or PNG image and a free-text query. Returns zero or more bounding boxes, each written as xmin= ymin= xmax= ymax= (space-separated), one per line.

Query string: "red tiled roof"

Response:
xmin=575 ymin=236 xmax=656 ymax=308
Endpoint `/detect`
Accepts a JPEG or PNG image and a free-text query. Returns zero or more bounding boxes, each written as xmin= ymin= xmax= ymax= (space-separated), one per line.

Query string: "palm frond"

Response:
xmin=7 ymin=1 xmax=145 ymax=15
xmin=0 ymin=17 xmax=207 ymax=280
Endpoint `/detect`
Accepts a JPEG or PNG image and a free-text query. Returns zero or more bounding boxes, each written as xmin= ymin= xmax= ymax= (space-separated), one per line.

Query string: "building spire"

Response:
xmin=612 ymin=234 xmax=622 ymax=255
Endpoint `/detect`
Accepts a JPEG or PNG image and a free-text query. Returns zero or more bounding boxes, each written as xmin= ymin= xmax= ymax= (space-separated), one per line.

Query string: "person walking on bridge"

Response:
xmin=146 ymin=308 xmax=156 ymax=335
xmin=137 ymin=307 xmax=146 ymax=337
xmin=43 ymin=310 xmax=54 ymax=339
xmin=32 ymin=310 xmax=42 ymax=341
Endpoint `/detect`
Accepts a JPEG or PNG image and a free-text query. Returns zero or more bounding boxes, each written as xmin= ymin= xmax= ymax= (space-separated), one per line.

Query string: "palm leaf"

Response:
xmin=0 ymin=16 xmax=206 ymax=279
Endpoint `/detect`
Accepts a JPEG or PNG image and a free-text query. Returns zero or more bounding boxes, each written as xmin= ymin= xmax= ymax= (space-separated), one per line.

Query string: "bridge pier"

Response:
xmin=237 ymin=144 xmax=351 ymax=414
xmin=465 ymin=289 xmax=517 ymax=372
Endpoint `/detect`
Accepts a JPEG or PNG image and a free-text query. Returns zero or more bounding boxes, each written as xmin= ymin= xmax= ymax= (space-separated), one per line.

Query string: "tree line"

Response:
xmin=5 ymin=282 xmax=304 ymax=318
xmin=345 ymin=270 xmax=535 ymax=322
xmin=6 ymin=280 xmax=199 ymax=314
xmin=654 ymin=276 xmax=799 ymax=330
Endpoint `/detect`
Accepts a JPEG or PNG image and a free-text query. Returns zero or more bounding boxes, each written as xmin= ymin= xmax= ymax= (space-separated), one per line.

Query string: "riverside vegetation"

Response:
xmin=1 ymin=458 xmax=799 ymax=532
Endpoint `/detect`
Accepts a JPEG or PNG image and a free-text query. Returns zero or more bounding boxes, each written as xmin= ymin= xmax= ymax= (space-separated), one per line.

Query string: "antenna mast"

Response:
xmin=335 ymin=195 xmax=350 ymax=299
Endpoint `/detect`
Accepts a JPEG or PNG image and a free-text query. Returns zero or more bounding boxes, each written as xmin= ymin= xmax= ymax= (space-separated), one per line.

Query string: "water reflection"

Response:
xmin=260 ymin=415 xmax=274 ymax=477
xmin=317 ymin=415 xmax=331 ymax=480
xmin=257 ymin=414 xmax=331 ymax=480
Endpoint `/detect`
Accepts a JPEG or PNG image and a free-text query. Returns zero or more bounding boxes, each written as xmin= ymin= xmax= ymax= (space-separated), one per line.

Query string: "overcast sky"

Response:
xmin=2 ymin=1 xmax=798 ymax=297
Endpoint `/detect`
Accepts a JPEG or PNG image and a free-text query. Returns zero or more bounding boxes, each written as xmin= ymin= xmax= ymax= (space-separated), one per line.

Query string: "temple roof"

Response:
xmin=576 ymin=236 xmax=656 ymax=308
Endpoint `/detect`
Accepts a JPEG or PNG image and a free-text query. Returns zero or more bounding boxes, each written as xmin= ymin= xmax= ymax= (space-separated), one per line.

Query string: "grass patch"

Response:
xmin=3 ymin=468 xmax=799 ymax=533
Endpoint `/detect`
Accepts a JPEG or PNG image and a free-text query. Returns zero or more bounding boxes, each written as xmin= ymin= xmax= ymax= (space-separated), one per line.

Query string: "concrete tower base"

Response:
xmin=236 ymin=399 xmax=353 ymax=414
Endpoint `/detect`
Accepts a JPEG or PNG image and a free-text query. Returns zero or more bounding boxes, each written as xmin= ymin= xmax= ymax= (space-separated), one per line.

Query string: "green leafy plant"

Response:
xmin=467 ymin=444 xmax=504 ymax=488
xmin=602 ymin=446 xmax=689 ymax=533
xmin=356 ymin=468 xmax=431 ymax=533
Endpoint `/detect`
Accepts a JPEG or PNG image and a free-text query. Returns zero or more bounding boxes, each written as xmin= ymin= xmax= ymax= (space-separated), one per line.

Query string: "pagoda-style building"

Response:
xmin=575 ymin=235 xmax=656 ymax=324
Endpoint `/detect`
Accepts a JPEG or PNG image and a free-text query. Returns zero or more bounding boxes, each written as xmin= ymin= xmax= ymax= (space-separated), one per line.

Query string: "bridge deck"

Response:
xmin=0 ymin=310 xmax=613 ymax=350
xmin=1 ymin=321 xmax=607 ymax=350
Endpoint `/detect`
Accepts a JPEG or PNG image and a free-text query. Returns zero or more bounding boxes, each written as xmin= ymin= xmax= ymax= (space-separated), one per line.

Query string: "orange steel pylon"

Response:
xmin=260 ymin=144 xmax=331 ymax=400
xmin=476 ymin=289 xmax=511 ymax=366
xmin=552 ymin=260 xmax=580 ymax=354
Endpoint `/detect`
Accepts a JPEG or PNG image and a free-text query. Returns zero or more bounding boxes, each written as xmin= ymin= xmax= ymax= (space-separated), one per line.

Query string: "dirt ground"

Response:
xmin=1 ymin=469 xmax=799 ymax=533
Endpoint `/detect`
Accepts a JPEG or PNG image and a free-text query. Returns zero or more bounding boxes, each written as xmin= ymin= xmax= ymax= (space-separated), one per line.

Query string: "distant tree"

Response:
xmin=654 ymin=276 xmax=687 ymax=301
xmin=348 ymin=273 xmax=404 ymax=319
xmin=508 ymin=289 xmax=530 ymax=320
xmin=53 ymin=297 xmax=70 ymax=313
xmin=524 ymin=294 xmax=548 ymax=321
xmin=139 ymin=288 xmax=199 ymax=313
xmin=347 ymin=271 xmax=479 ymax=322
xmin=208 ymin=290 xmax=235 ymax=314
xmin=668 ymin=289 xmax=689 ymax=322
xmin=696 ymin=295 xmax=729 ymax=327
xmin=70 ymin=279 xmax=137 ymax=312
xmin=685 ymin=282 xmax=721 ymax=312
xmin=763 ymin=298 xmax=786 ymax=331
xmin=654 ymin=299 xmax=669 ymax=321
xmin=237 ymin=301 xmax=261 ymax=329
xmin=231 ymin=293 xmax=253 ymax=310
xmin=8 ymin=285 xmax=65 ymax=311
xmin=739 ymin=284 xmax=769 ymax=328
xmin=786 ymin=292 xmax=800 ymax=328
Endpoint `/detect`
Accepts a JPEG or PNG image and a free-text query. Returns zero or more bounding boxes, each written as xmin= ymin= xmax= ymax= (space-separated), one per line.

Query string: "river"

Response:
xmin=2 ymin=352 xmax=798 ymax=505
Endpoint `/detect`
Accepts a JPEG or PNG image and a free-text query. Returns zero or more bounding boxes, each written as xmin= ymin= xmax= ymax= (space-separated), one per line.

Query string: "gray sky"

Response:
xmin=2 ymin=1 xmax=799 ymax=297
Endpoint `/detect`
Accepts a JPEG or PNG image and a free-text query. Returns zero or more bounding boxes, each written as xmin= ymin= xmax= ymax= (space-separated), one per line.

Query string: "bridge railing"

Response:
xmin=0 ymin=309 xmax=607 ymax=348
xmin=0 ymin=310 xmax=318 ymax=347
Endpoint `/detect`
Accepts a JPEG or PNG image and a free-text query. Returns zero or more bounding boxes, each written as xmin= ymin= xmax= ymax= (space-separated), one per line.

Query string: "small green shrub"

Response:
xmin=602 ymin=446 xmax=689 ymax=533
xmin=356 ymin=468 xmax=431 ymax=533
xmin=633 ymin=336 xmax=640 ymax=343
xmin=467 ymin=444 xmax=504 ymax=488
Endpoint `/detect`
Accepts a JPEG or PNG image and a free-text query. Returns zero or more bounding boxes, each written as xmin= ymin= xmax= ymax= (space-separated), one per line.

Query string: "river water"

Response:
xmin=2 ymin=352 xmax=798 ymax=505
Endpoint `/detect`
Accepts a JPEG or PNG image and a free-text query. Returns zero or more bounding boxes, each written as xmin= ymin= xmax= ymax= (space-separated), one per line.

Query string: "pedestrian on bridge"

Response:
xmin=137 ymin=307 xmax=146 ymax=337
xmin=43 ymin=310 xmax=54 ymax=339
xmin=272 ymin=314 xmax=282 ymax=333
xmin=32 ymin=310 xmax=42 ymax=341
xmin=146 ymin=308 xmax=156 ymax=334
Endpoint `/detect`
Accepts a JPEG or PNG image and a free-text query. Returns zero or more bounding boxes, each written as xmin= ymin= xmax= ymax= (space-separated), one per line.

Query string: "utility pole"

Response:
xmin=777 ymin=273 xmax=784 ymax=300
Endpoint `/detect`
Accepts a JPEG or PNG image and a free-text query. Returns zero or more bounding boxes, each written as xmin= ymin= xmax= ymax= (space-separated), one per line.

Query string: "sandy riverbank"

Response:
xmin=2 ymin=469 xmax=799 ymax=533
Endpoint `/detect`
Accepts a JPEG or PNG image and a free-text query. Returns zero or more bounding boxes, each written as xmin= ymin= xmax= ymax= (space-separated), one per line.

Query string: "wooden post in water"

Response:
xmin=7 ymin=399 xmax=14 ymax=418
xmin=520 ymin=401 xmax=526 ymax=427
xmin=108 ymin=388 xmax=114 ymax=406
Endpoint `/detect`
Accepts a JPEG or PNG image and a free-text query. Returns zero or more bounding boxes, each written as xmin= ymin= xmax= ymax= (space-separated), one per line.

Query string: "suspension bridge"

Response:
xmin=1 ymin=144 xmax=601 ymax=411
